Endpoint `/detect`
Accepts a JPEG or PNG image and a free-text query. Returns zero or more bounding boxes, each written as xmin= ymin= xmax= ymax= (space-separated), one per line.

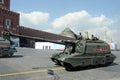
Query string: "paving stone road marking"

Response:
xmin=0 ymin=60 xmax=120 ymax=77
xmin=0 ymin=67 xmax=65 ymax=77
xmin=115 ymin=60 xmax=120 ymax=63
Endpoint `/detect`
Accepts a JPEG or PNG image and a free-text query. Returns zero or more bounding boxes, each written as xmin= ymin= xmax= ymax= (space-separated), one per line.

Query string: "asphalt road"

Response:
xmin=0 ymin=48 xmax=120 ymax=80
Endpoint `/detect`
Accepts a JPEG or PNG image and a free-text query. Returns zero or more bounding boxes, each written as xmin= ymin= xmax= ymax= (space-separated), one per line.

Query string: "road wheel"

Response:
xmin=64 ymin=63 xmax=74 ymax=71
xmin=106 ymin=61 xmax=113 ymax=66
xmin=104 ymin=60 xmax=113 ymax=66
xmin=51 ymin=58 xmax=62 ymax=66
xmin=8 ymin=53 xmax=13 ymax=57
xmin=56 ymin=60 xmax=62 ymax=66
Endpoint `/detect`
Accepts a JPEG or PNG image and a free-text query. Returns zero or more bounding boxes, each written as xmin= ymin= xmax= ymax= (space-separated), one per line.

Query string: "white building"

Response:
xmin=35 ymin=42 xmax=65 ymax=50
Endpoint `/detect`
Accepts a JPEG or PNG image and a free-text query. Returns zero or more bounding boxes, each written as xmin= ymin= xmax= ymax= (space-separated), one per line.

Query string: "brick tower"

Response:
xmin=0 ymin=0 xmax=19 ymax=36
xmin=0 ymin=0 xmax=10 ymax=10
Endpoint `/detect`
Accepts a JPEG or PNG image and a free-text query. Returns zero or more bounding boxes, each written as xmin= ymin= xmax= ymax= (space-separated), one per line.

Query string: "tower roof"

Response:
xmin=60 ymin=28 xmax=76 ymax=39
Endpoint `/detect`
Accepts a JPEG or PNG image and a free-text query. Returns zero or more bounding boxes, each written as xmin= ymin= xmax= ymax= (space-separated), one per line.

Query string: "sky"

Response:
xmin=11 ymin=0 xmax=120 ymax=46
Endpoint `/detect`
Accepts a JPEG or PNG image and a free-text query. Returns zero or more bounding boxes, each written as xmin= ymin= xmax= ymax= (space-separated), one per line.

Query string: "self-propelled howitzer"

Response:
xmin=0 ymin=31 xmax=17 ymax=57
xmin=2 ymin=30 xmax=116 ymax=70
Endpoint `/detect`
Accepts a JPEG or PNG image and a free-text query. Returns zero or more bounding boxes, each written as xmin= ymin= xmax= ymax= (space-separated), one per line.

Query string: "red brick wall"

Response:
xmin=19 ymin=26 xmax=74 ymax=40
xmin=0 ymin=0 xmax=10 ymax=10
xmin=4 ymin=0 xmax=10 ymax=10
xmin=0 ymin=7 xmax=20 ymax=36
xmin=19 ymin=26 xmax=74 ymax=48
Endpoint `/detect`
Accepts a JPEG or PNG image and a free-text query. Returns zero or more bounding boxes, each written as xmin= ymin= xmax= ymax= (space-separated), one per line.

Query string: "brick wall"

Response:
xmin=19 ymin=26 xmax=74 ymax=40
xmin=0 ymin=0 xmax=74 ymax=48
xmin=0 ymin=7 xmax=20 ymax=36
xmin=0 ymin=0 xmax=10 ymax=10
xmin=19 ymin=26 xmax=74 ymax=48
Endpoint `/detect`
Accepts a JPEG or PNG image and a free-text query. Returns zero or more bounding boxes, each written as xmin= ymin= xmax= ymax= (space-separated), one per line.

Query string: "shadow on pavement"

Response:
xmin=0 ymin=55 xmax=23 ymax=58
xmin=67 ymin=62 xmax=119 ymax=72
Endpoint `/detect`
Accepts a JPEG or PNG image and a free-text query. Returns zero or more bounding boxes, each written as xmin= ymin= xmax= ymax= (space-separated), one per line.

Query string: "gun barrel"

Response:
xmin=2 ymin=30 xmax=75 ymax=45
xmin=15 ymin=33 xmax=65 ymax=45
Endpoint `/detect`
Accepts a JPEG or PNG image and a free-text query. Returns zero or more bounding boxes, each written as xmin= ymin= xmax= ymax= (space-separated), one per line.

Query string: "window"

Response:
xmin=0 ymin=0 xmax=4 ymax=4
xmin=6 ymin=19 xmax=11 ymax=29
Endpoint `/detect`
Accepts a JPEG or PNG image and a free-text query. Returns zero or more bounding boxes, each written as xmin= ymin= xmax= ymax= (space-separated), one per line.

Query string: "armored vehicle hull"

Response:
xmin=51 ymin=39 xmax=116 ymax=70
xmin=0 ymin=39 xmax=17 ymax=57
xmin=51 ymin=53 xmax=116 ymax=70
xmin=0 ymin=47 xmax=17 ymax=57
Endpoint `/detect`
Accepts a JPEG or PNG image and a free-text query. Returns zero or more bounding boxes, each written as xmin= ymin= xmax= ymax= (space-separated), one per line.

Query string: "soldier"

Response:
xmin=64 ymin=44 xmax=73 ymax=54
xmin=77 ymin=32 xmax=83 ymax=40
xmin=91 ymin=35 xmax=98 ymax=40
